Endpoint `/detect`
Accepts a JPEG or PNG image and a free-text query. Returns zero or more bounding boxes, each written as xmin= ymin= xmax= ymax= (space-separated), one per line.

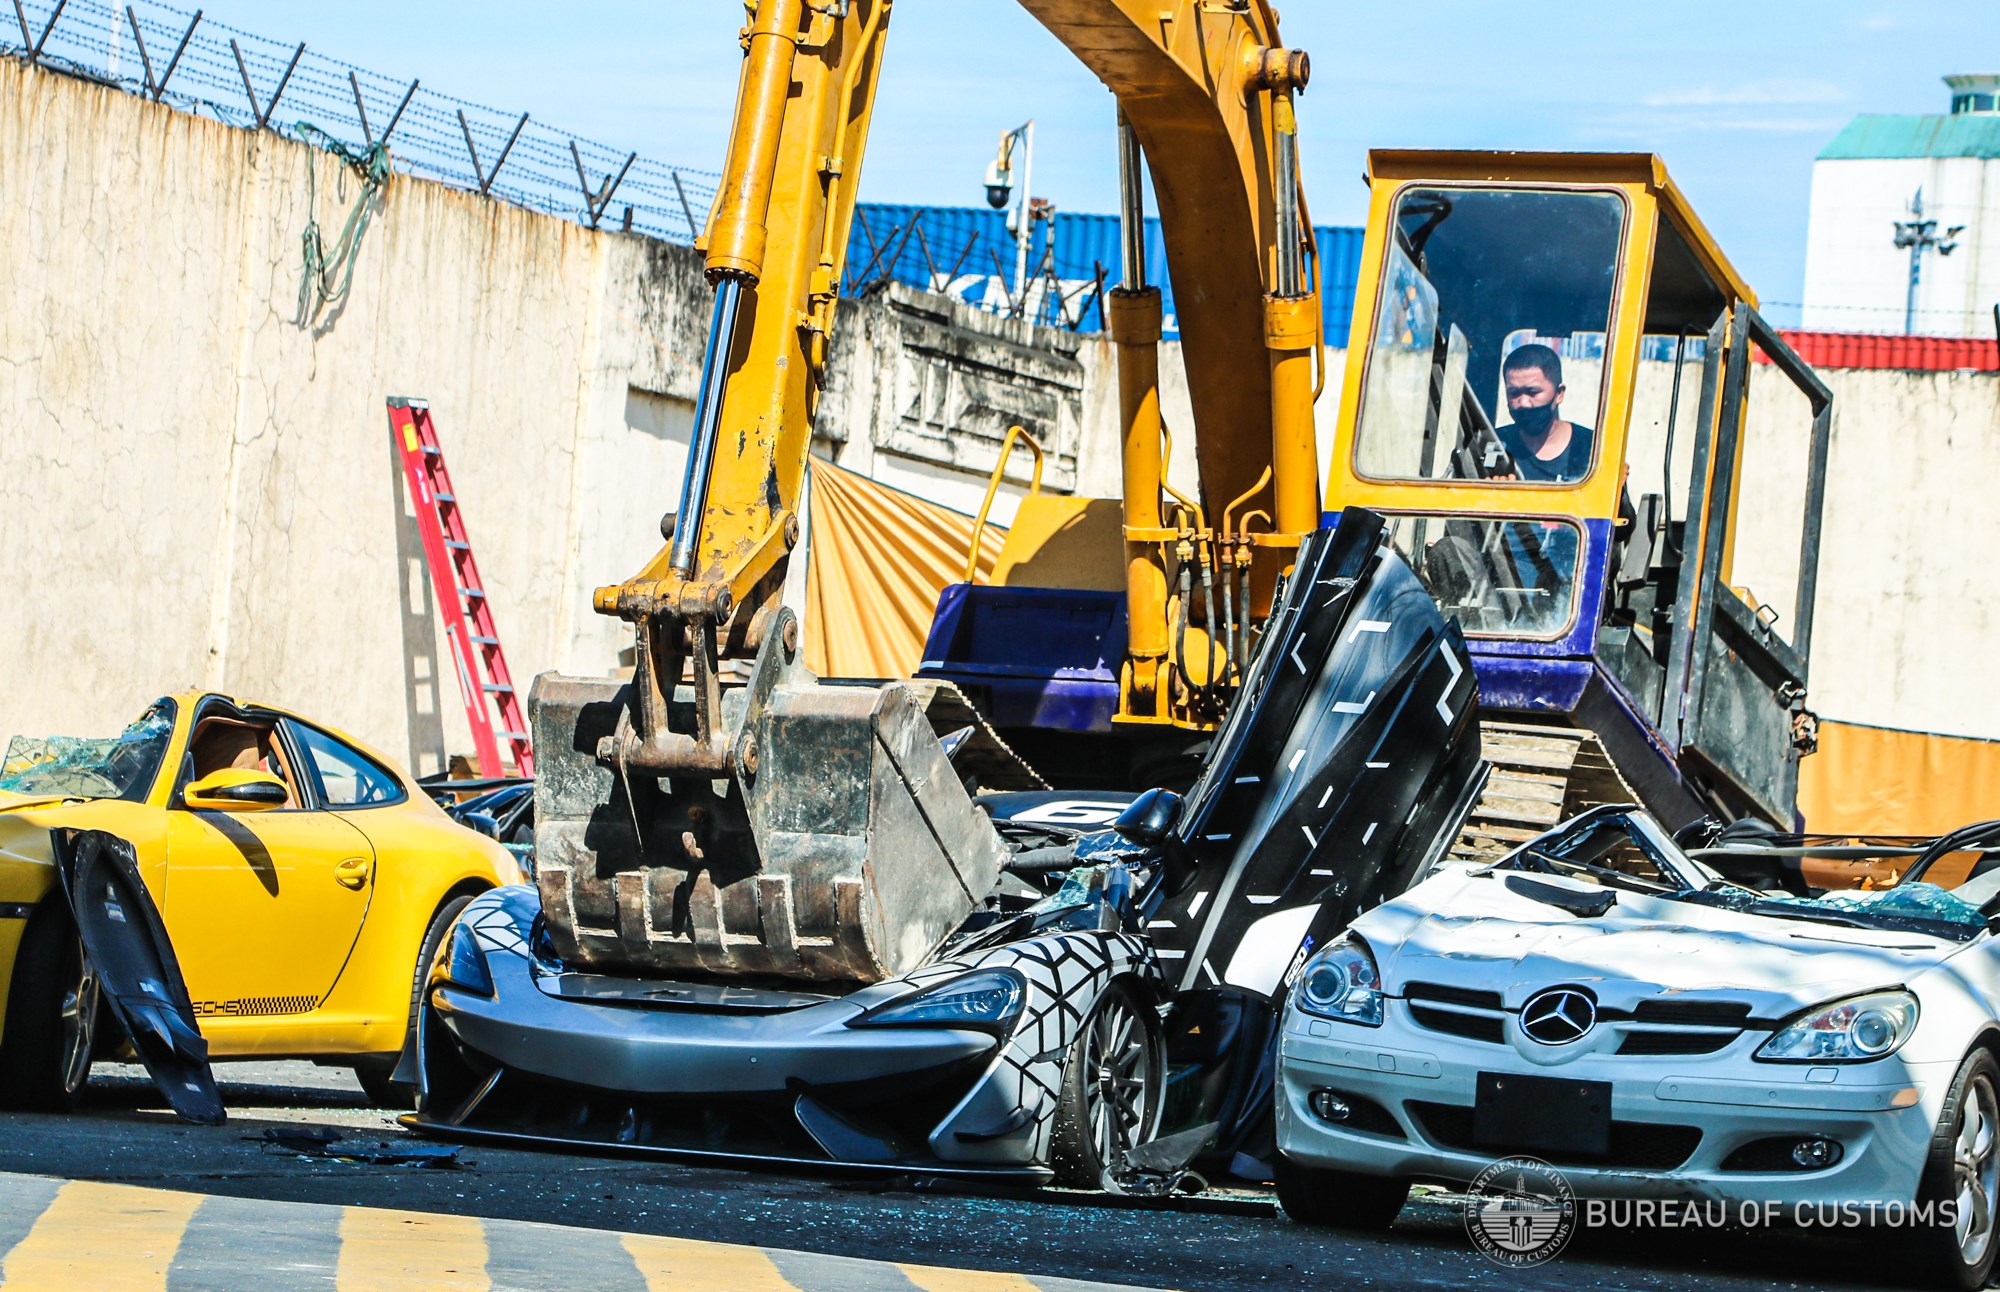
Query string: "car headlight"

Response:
xmin=1293 ymin=936 xmax=1384 ymax=1027
xmin=436 ymin=923 xmax=493 ymax=998
xmin=849 ymin=969 xmax=1025 ymax=1035
xmin=1756 ymin=991 xmax=1917 ymax=1063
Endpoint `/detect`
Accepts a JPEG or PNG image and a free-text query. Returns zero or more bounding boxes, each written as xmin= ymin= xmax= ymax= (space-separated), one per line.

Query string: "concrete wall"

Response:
xmin=0 ymin=59 xmax=1124 ymax=774
xmin=1731 ymin=366 xmax=2000 ymax=739
xmin=0 ymin=58 xmax=710 ymax=775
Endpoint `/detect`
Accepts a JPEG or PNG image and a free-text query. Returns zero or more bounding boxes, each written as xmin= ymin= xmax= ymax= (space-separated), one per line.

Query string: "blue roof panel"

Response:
xmin=848 ymin=204 xmax=1364 ymax=342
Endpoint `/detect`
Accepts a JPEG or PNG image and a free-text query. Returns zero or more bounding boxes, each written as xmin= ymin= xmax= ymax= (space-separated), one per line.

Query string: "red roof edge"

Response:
xmin=1761 ymin=330 xmax=2000 ymax=373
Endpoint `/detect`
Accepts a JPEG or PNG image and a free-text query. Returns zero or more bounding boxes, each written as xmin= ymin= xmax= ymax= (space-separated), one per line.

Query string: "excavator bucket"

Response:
xmin=532 ymin=609 xmax=1023 ymax=984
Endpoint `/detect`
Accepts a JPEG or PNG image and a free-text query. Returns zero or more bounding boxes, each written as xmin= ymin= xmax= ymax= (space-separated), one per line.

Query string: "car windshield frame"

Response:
xmin=0 ymin=697 xmax=180 ymax=803
xmin=1499 ymin=807 xmax=1712 ymax=893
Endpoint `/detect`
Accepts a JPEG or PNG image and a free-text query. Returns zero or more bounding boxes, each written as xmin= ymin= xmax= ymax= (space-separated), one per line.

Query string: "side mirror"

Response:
xmin=184 ymin=769 xmax=288 ymax=811
xmin=1113 ymin=788 xmax=1183 ymax=849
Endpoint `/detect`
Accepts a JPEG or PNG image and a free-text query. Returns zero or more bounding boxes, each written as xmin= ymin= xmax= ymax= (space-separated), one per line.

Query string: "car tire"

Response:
xmin=1903 ymin=1046 xmax=2000 ymax=1291
xmin=1050 ymin=981 xmax=1164 ymax=1189
xmin=0 ymin=906 xmax=100 ymax=1112
xmin=352 ymin=1056 xmax=403 ymax=1108
xmin=1273 ymin=1153 xmax=1409 ymax=1230
xmin=354 ymin=893 xmax=475 ymax=1110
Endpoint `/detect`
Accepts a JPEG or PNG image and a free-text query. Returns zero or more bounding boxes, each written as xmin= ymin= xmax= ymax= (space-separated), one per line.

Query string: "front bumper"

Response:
xmin=430 ymin=970 xmax=995 ymax=1098
xmin=1274 ymin=999 xmax=1946 ymax=1207
xmin=407 ymin=888 xmax=1057 ymax=1180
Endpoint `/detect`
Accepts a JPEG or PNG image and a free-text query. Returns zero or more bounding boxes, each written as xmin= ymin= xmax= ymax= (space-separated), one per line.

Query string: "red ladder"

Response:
xmin=387 ymin=398 xmax=534 ymax=776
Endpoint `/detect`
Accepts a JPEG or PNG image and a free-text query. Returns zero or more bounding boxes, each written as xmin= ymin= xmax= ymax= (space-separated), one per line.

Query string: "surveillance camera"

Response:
xmin=983 ymin=159 xmax=1012 ymax=209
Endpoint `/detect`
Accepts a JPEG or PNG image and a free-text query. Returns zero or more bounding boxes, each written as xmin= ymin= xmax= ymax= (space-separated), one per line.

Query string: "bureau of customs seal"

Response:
xmin=1465 ymin=1156 xmax=1576 ymax=1266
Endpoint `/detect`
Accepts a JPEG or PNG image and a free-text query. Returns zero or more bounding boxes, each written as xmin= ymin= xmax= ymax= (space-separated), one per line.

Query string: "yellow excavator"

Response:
xmin=532 ymin=0 xmax=1341 ymax=984
xmin=417 ymin=0 xmax=1824 ymax=1189
xmin=529 ymin=0 xmax=1827 ymax=987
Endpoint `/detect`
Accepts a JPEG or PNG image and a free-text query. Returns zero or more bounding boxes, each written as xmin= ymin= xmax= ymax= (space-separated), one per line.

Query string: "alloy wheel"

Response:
xmin=1956 ymin=1070 xmax=1999 ymax=1265
xmin=1082 ymin=991 xmax=1158 ymax=1169
xmin=57 ymin=939 xmax=99 ymax=1098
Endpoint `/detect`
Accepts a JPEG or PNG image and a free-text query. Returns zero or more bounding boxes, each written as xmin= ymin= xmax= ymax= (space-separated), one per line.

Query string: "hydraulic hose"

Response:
xmin=1196 ymin=538 xmax=1226 ymax=705
xmin=669 ymin=277 xmax=746 ymax=576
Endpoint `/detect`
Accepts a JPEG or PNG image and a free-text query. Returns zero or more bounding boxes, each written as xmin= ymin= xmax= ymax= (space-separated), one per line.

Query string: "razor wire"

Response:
xmin=3 ymin=0 xmax=718 ymax=245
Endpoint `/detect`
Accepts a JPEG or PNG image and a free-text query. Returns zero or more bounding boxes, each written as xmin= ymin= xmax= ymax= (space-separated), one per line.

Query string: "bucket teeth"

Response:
xmin=529 ymin=609 xmax=1009 ymax=985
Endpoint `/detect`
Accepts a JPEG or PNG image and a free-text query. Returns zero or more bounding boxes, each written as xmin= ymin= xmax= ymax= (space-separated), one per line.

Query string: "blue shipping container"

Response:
xmin=849 ymin=203 xmax=1363 ymax=344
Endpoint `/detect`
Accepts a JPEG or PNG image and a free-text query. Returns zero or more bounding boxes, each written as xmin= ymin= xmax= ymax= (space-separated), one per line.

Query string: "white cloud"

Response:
xmin=1644 ymin=78 xmax=1845 ymax=107
xmin=1700 ymin=116 xmax=1847 ymax=133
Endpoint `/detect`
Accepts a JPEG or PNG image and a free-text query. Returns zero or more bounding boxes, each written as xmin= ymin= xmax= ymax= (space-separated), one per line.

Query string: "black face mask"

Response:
xmin=1510 ymin=402 xmax=1557 ymax=435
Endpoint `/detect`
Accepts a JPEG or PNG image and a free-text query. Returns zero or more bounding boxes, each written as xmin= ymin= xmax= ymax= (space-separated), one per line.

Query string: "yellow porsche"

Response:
xmin=0 ymin=691 xmax=521 ymax=1109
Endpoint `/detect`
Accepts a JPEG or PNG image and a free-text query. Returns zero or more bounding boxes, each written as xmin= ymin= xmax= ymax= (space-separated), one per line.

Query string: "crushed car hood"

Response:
xmin=1359 ymin=867 xmax=1969 ymax=1018
xmin=0 ymin=791 xmax=76 ymax=815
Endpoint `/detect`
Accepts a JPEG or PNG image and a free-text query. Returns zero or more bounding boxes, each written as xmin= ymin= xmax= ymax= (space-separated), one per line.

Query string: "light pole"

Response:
xmin=983 ymin=120 xmax=1035 ymax=311
xmin=1892 ymin=187 xmax=1963 ymax=333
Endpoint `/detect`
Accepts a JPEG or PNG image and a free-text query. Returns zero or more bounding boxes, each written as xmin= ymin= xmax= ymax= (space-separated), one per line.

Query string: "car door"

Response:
xmin=162 ymin=708 xmax=375 ymax=1021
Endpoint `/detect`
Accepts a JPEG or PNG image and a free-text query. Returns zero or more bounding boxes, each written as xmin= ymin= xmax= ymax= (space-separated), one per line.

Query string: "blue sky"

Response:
xmin=161 ymin=2 xmax=1997 ymax=323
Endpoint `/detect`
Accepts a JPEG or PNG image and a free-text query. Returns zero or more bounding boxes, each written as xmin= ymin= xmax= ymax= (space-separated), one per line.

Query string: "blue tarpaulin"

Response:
xmin=848 ymin=203 xmax=1363 ymax=343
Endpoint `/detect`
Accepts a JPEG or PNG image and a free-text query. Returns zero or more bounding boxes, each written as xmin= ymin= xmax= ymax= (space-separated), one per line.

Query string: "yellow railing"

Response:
xmin=964 ymin=424 xmax=1044 ymax=584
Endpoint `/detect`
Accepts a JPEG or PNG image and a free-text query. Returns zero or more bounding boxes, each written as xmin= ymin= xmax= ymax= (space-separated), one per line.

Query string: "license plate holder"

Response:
xmin=1474 ymin=1072 xmax=1611 ymax=1157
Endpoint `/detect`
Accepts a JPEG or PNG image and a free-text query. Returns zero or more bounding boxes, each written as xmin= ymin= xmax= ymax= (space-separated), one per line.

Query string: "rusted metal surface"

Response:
xmin=532 ymin=610 xmax=1009 ymax=984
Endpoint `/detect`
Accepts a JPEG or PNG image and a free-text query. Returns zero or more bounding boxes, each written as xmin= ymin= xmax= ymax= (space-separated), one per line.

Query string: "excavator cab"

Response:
xmin=1327 ymin=152 xmax=1831 ymax=834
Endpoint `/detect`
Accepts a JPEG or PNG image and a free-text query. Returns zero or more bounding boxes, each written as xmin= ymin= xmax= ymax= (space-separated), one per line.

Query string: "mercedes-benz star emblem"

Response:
xmin=1519 ymin=988 xmax=1596 ymax=1045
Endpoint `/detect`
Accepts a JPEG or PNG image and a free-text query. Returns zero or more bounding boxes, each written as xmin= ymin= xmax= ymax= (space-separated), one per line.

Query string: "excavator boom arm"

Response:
xmin=1018 ymin=0 xmax=1317 ymax=532
xmin=600 ymin=0 xmax=1318 ymax=685
xmin=540 ymin=0 xmax=1333 ymax=985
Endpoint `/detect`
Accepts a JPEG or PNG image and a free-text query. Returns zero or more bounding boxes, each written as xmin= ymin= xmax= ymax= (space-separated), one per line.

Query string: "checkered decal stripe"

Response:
xmin=190 ymin=994 xmax=320 ymax=1017
xmin=465 ymin=888 xmax=536 ymax=958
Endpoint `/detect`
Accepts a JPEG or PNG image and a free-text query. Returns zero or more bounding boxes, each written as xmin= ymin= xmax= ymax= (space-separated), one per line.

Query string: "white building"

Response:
xmin=1802 ymin=74 xmax=2000 ymax=337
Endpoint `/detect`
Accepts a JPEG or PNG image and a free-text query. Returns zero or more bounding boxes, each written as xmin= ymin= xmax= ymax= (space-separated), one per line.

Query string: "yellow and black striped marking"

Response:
xmin=0 ymin=1173 xmax=1165 ymax=1291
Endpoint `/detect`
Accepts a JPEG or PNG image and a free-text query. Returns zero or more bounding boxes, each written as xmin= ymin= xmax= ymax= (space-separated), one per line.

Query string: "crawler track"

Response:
xmin=1449 ymin=720 xmax=1644 ymax=863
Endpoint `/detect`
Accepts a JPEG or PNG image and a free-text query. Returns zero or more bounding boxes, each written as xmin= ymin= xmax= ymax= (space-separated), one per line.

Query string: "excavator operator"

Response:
xmin=1494 ymin=343 xmax=1594 ymax=484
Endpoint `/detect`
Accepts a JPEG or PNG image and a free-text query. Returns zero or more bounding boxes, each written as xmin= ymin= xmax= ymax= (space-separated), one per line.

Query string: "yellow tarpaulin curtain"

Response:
xmin=1798 ymin=720 xmax=2000 ymax=835
xmin=803 ymin=457 xmax=1002 ymax=680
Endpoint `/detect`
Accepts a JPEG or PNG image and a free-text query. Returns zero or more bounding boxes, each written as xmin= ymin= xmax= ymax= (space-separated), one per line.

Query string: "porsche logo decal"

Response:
xmin=191 ymin=995 xmax=319 ymax=1018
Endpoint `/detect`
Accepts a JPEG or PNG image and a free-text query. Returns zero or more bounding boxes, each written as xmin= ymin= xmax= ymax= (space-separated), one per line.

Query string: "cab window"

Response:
xmin=288 ymin=723 xmax=404 ymax=808
xmin=1384 ymin=513 xmax=1583 ymax=640
xmin=1354 ymin=186 xmax=1626 ymax=486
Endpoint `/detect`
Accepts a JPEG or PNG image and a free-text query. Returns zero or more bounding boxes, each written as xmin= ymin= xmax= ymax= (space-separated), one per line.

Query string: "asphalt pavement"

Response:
xmin=0 ymin=1062 xmax=1938 ymax=1291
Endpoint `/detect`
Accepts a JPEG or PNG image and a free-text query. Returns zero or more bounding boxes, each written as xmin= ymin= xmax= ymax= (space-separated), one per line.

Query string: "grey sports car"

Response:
xmin=407 ymin=824 xmax=1166 ymax=1185
xmin=402 ymin=515 xmax=1486 ymax=1187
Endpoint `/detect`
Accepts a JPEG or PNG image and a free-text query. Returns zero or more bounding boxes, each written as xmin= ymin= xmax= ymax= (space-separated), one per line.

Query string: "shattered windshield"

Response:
xmin=1504 ymin=809 xmax=1989 ymax=943
xmin=1691 ymin=884 xmax=1986 ymax=942
xmin=0 ymin=699 xmax=178 ymax=803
